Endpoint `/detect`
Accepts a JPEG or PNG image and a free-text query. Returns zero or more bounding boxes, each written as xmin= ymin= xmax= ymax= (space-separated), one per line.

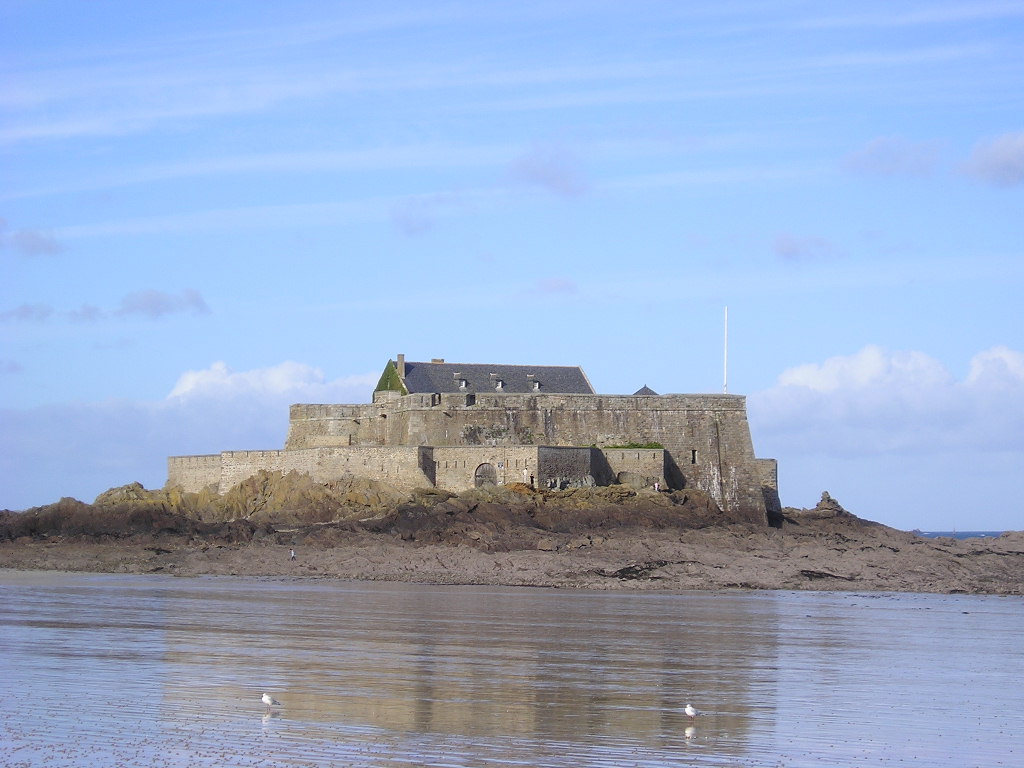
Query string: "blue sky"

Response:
xmin=2 ymin=1 xmax=1022 ymax=531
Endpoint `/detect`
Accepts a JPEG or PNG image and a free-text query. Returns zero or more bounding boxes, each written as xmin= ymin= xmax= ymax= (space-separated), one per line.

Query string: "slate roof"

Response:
xmin=401 ymin=360 xmax=594 ymax=395
xmin=633 ymin=385 xmax=659 ymax=396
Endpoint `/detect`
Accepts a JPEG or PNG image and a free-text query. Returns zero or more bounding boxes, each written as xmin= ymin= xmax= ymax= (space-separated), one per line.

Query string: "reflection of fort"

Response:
xmin=161 ymin=581 xmax=777 ymax=752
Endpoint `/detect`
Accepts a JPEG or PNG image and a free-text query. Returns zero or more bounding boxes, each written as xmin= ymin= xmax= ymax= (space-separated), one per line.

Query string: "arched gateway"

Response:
xmin=474 ymin=463 xmax=498 ymax=487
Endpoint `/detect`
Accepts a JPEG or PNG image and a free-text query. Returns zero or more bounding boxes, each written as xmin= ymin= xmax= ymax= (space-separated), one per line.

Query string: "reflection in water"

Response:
xmin=0 ymin=571 xmax=1021 ymax=767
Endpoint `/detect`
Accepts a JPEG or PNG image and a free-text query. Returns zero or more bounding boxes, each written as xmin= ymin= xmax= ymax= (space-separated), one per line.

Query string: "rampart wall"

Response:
xmin=284 ymin=392 xmax=770 ymax=517
xmin=168 ymin=391 xmax=776 ymax=523
xmin=602 ymin=448 xmax=668 ymax=487
xmin=169 ymin=446 xmax=432 ymax=495
xmin=166 ymin=454 xmax=221 ymax=492
xmin=429 ymin=445 xmax=542 ymax=490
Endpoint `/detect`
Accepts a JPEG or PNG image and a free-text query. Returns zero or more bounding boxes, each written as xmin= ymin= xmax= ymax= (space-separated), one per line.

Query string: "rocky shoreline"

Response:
xmin=2 ymin=476 xmax=1022 ymax=594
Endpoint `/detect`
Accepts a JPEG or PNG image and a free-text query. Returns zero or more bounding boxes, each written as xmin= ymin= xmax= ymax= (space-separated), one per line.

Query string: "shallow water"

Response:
xmin=0 ymin=572 xmax=1020 ymax=767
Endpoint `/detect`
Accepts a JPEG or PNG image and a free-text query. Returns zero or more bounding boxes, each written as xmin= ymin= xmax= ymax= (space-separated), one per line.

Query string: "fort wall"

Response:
xmin=602 ymin=448 xmax=667 ymax=487
xmin=284 ymin=392 xmax=770 ymax=517
xmin=166 ymin=454 xmax=221 ymax=492
xmin=169 ymin=389 xmax=776 ymax=524
xmin=169 ymin=447 xmax=432 ymax=494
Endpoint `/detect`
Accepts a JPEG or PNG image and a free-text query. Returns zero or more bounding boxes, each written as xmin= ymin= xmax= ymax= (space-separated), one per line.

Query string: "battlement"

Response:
xmin=168 ymin=356 xmax=779 ymax=523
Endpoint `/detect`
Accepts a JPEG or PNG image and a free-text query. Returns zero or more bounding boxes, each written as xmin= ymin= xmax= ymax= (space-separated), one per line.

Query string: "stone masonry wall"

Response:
xmin=168 ymin=447 xmax=431 ymax=494
xmin=171 ymin=391 xmax=776 ymax=523
xmin=285 ymin=393 xmax=771 ymax=521
xmin=601 ymin=448 xmax=666 ymax=487
xmin=536 ymin=446 xmax=595 ymax=489
xmin=167 ymin=454 xmax=222 ymax=492
xmin=430 ymin=446 xmax=541 ymax=491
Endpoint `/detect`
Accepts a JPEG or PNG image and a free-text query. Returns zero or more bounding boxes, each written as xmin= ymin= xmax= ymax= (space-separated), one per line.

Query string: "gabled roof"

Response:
xmin=633 ymin=385 xmax=659 ymax=396
xmin=401 ymin=359 xmax=594 ymax=395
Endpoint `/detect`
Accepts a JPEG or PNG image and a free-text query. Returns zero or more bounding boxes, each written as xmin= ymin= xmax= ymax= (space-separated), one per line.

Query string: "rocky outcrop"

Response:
xmin=2 ymin=479 xmax=1021 ymax=595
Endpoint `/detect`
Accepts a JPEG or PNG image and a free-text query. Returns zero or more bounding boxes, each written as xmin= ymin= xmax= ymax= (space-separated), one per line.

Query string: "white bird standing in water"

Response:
xmin=684 ymin=703 xmax=697 ymax=719
xmin=262 ymin=693 xmax=281 ymax=708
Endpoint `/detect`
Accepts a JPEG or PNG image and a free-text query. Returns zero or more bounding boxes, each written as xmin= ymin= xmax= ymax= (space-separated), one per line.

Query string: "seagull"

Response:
xmin=262 ymin=693 xmax=281 ymax=708
xmin=684 ymin=703 xmax=697 ymax=719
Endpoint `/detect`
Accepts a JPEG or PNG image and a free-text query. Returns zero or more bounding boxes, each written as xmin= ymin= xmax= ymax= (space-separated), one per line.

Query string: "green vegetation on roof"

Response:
xmin=374 ymin=360 xmax=408 ymax=394
xmin=603 ymin=442 xmax=665 ymax=449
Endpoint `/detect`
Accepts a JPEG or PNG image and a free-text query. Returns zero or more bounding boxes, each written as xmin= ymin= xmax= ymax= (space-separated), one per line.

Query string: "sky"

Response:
xmin=2 ymin=1 xmax=1022 ymax=531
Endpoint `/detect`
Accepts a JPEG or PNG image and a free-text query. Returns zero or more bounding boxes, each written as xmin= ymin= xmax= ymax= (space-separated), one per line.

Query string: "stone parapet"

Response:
xmin=171 ymin=377 xmax=775 ymax=524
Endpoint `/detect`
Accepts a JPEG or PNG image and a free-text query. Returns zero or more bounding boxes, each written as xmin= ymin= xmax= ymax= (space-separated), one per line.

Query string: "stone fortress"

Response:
xmin=168 ymin=355 xmax=780 ymax=523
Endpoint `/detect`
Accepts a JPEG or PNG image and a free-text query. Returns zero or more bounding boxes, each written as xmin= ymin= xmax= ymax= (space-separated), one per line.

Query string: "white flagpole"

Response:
xmin=723 ymin=306 xmax=729 ymax=394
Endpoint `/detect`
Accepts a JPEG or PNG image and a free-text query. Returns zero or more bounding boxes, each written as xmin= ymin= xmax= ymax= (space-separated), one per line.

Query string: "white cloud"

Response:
xmin=1 ymin=361 xmax=380 ymax=510
xmin=168 ymin=360 xmax=376 ymax=403
xmin=966 ymin=345 xmax=1024 ymax=387
xmin=751 ymin=345 xmax=1024 ymax=456
xmin=748 ymin=345 xmax=1024 ymax=527
xmin=776 ymin=345 xmax=953 ymax=392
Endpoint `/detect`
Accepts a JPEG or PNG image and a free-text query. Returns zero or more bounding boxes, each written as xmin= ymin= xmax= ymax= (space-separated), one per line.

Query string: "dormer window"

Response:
xmin=532 ymin=380 xmax=540 ymax=391
xmin=495 ymin=379 xmax=504 ymax=391
xmin=459 ymin=379 xmax=467 ymax=390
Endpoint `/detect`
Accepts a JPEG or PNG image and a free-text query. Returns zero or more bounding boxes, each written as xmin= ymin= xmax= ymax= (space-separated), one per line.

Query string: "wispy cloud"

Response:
xmin=509 ymin=143 xmax=589 ymax=197
xmin=532 ymin=277 xmax=579 ymax=295
xmin=1 ymin=144 xmax=517 ymax=203
xmin=0 ymin=218 xmax=64 ymax=255
xmin=389 ymin=192 xmax=466 ymax=236
xmin=0 ymin=304 xmax=53 ymax=323
xmin=797 ymin=3 xmax=1024 ymax=30
xmin=774 ymin=233 xmax=843 ymax=262
xmin=962 ymin=131 xmax=1024 ymax=186
xmin=841 ymin=136 xmax=945 ymax=178
xmin=0 ymin=290 xmax=210 ymax=323
xmin=812 ymin=43 xmax=996 ymax=70
xmin=115 ymin=288 xmax=210 ymax=319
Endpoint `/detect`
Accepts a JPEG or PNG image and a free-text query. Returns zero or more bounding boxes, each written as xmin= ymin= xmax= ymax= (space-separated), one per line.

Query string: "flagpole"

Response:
xmin=723 ymin=306 xmax=729 ymax=394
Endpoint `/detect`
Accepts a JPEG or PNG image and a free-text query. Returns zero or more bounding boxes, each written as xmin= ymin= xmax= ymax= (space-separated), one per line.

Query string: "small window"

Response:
xmin=495 ymin=379 xmax=504 ymax=390
xmin=532 ymin=380 xmax=540 ymax=391
xmin=459 ymin=379 xmax=467 ymax=389
xmin=691 ymin=449 xmax=698 ymax=465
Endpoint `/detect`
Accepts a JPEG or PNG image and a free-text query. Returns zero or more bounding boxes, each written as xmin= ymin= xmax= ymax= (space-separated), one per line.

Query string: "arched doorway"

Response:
xmin=474 ymin=463 xmax=498 ymax=487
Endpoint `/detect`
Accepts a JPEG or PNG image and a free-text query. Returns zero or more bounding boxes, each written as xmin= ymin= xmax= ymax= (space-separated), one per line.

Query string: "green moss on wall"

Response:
xmin=375 ymin=360 xmax=408 ymax=394
xmin=603 ymin=441 xmax=664 ymax=449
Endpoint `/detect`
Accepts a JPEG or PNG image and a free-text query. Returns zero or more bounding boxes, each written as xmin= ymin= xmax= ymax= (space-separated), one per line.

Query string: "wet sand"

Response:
xmin=4 ymin=482 xmax=1022 ymax=594
xmin=4 ymin=520 xmax=1022 ymax=594
xmin=4 ymin=574 xmax=1021 ymax=767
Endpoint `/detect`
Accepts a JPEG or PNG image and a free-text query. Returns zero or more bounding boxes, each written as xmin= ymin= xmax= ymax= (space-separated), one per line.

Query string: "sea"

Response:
xmin=0 ymin=571 xmax=1021 ymax=767
xmin=914 ymin=531 xmax=1005 ymax=539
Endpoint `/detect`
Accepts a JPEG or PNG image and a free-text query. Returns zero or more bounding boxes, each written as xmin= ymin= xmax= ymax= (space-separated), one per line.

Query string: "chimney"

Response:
xmin=396 ymin=354 xmax=406 ymax=378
